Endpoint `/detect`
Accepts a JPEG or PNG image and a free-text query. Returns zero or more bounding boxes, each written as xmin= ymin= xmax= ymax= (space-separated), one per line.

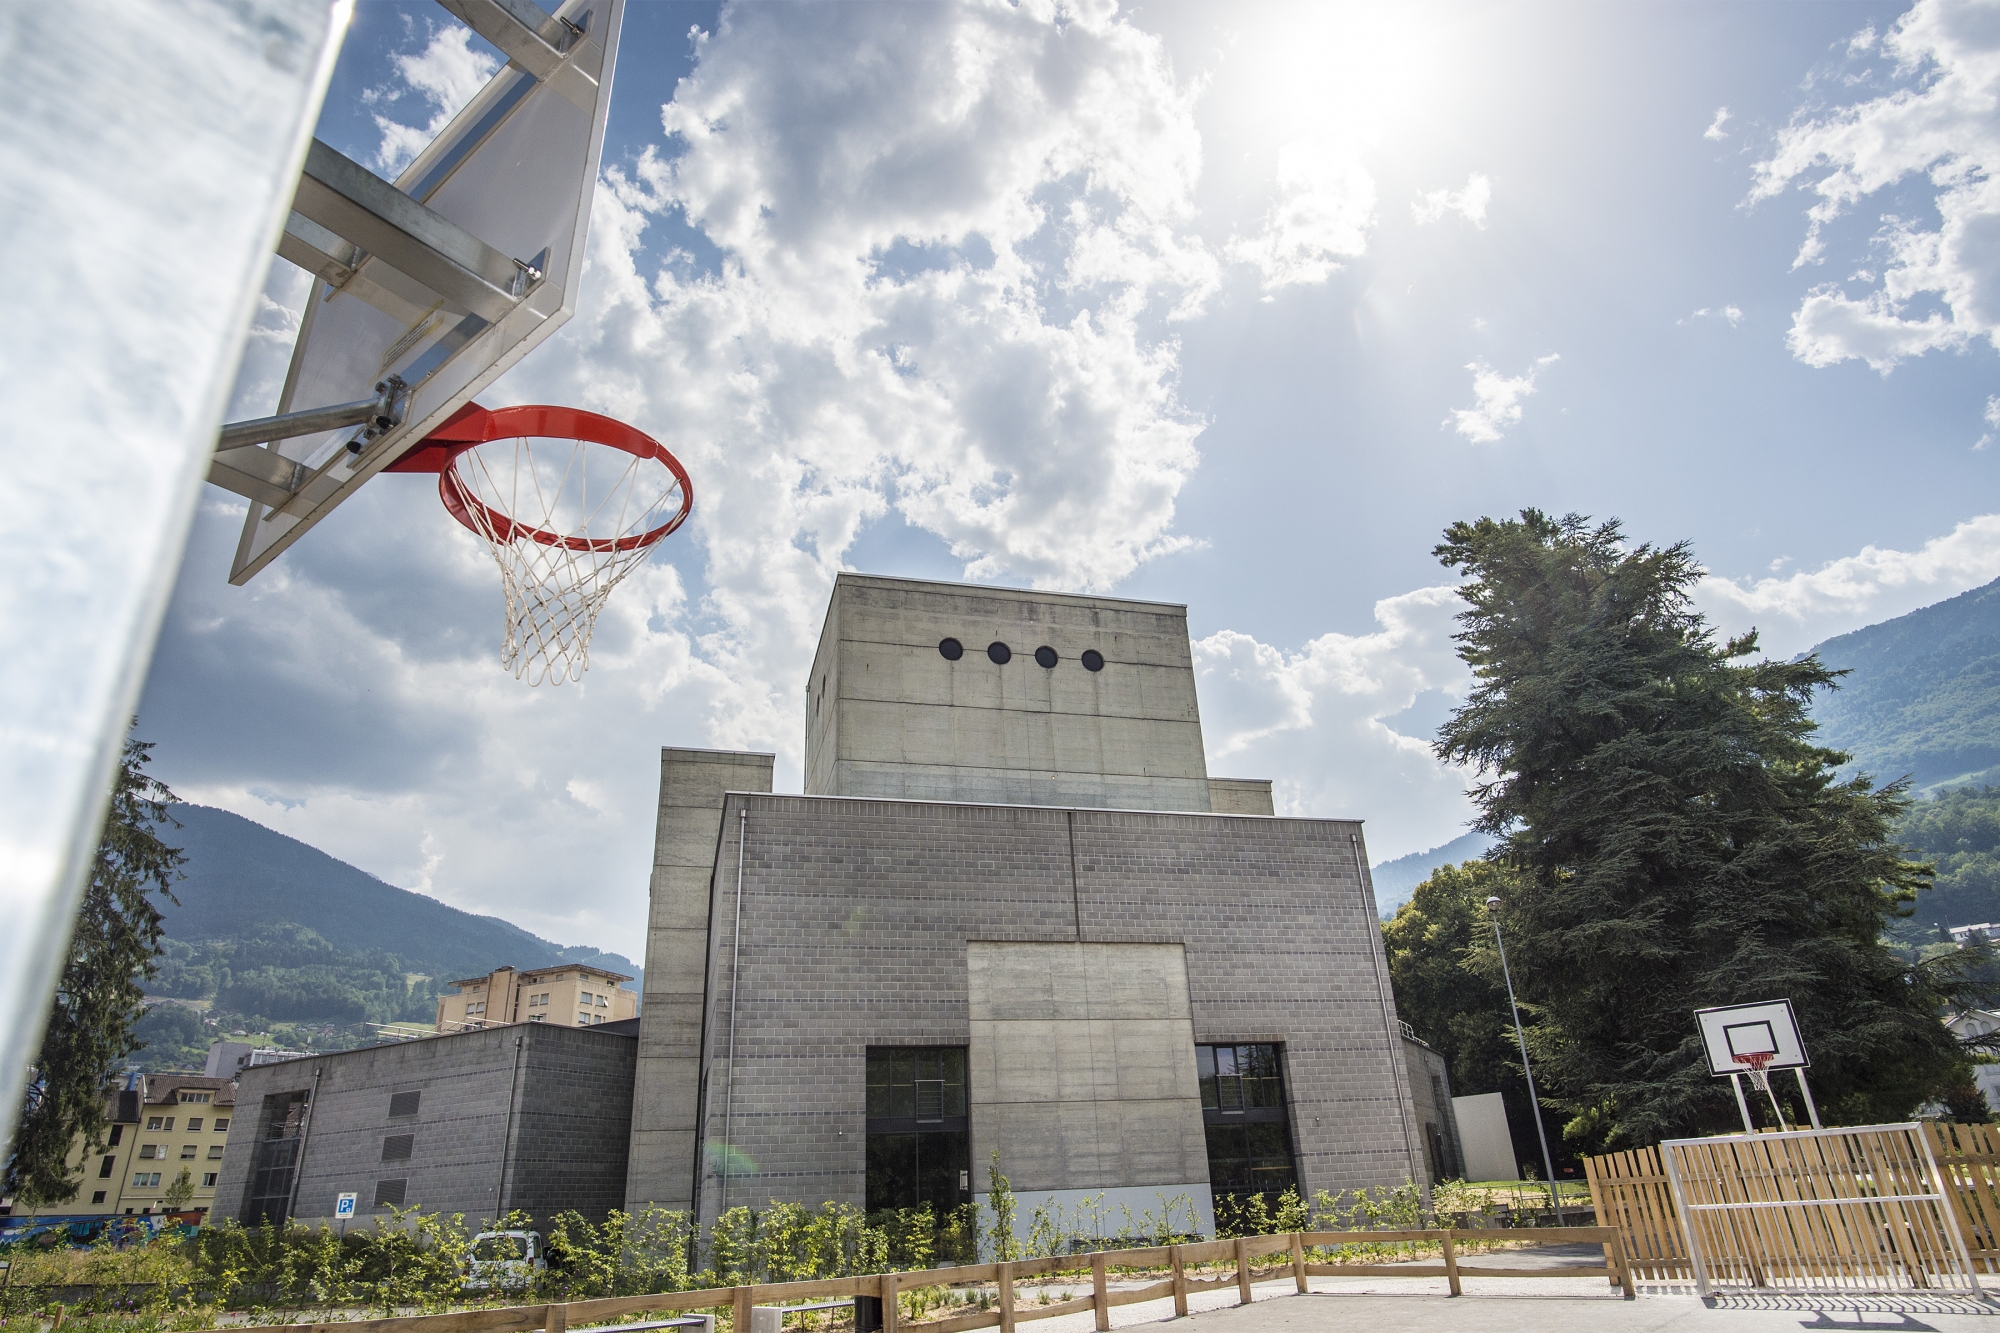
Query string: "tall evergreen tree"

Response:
xmin=5 ymin=737 xmax=183 ymax=1204
xmin=1432 ymin=510 xmax=1961 ymax=1146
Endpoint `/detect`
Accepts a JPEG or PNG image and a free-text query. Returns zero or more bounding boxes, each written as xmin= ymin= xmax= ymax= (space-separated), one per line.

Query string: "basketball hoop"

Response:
xmin=1734 ymin=1050 xmax=1776 ymax=1092
xmin=389 ymin=403 xmax=692 ymax=684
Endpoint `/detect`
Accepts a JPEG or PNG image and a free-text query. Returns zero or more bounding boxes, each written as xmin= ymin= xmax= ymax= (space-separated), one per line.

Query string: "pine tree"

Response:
xmin=1432 ymin=510 xmax=1961 ymax=1146
xmin=5 ymin=737 xmax=183 ymax=1204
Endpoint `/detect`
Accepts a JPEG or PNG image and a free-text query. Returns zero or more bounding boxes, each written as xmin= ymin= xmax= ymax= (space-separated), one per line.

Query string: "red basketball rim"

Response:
xmin=430 ymin=405 xmax=693 ymax=553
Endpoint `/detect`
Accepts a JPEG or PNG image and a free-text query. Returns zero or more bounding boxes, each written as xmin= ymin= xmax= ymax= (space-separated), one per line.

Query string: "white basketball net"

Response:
xmin=445 ymin=435 xmax=687 ymax=685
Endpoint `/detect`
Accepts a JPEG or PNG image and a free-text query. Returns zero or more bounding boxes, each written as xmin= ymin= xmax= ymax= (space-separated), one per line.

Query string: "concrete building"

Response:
xmin=624 ymin=574 xmax=1437 ymax=1239
xmin=436 ymin=963 xmax=638 ymax=1033
xmin=6 ymin=1074 xmax=238 ymax=1221
xmin=209 ymin=1021 xmax=637 ymax=1228
xmin=1451 ymin=1092 xmax=1520 ymax=1183
xmin=206 ymin=1041 xmax=310 ymax=1078
xmin=1400 ymin=1034 xmax=1464 ymax=1185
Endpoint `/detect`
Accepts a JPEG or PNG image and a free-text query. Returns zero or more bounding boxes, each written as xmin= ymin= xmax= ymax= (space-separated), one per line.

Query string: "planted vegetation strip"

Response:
xmin=1104 ymin=1281 xmax=1175 ymax=1307
xmin=1010 ymin=1296 xmax=1095 ymax=1323
xmin=904 ymin=1310 xmax=1001 ymax=1333
xmin=1298 ymin=1229 xmax=1439 ymax=1246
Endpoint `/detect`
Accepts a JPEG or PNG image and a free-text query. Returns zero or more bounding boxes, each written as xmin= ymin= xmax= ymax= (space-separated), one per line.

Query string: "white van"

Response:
xmin=465 ymin=1230 xmax=545 ymax=1291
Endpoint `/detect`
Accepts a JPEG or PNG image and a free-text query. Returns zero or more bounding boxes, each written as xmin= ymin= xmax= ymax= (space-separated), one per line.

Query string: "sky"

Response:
xmin=139 ymin=0 xmax=2000 ymax=959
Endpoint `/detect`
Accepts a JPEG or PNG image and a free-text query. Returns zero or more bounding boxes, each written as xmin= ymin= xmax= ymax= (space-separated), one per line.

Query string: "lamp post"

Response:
xmin=1486 ymin=895 xmax=1566 ymax=1224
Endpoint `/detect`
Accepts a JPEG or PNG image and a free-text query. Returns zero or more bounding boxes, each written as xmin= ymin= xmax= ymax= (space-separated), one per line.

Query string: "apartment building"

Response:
xmin=7 ymin=1074 xmax=237 ymax=1220
xmin=435 ymin=964 xmax=637 ymax=1033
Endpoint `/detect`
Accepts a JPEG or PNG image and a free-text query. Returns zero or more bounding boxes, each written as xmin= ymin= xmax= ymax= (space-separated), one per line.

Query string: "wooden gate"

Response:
xmin=1661 ymin=1124 xmax=1979 ymax=1296
xmin=1582 ymin=1145 xmax=1690 ymax=1281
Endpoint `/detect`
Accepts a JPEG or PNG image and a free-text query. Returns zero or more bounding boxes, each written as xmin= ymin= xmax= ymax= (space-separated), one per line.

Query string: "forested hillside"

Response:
xmin=130 ymin=805 xmax=643 ymax=1070
xmin=1811 ymin=576 xmax=2000 ymax=793
xmin=1892 ymin=785 xmax=2000 ymax=934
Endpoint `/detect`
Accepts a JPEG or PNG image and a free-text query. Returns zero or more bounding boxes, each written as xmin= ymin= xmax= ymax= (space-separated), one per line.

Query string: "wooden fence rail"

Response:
xmin=192 ymin=1227 xmax=1632 ymax=1333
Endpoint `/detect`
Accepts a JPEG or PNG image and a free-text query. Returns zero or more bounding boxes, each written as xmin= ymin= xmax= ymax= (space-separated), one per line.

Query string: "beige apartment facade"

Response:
xmin=9 ymin=1074 xmax=237 ymax=1220
xmin=436 ymin=964 xmax=637 ymax=1033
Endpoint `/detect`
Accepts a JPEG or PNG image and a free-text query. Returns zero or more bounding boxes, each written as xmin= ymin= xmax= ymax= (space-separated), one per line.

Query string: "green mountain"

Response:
xmin=131 ymin=805 xmax=642 ymax=1069
xmin=1810 ymin=576 xmax=2000 ymax=793
xmin=1802 ymin=577 xmax=2000 ymax=934
xmin=1372 ymin=831 xmax=1494 ymax=918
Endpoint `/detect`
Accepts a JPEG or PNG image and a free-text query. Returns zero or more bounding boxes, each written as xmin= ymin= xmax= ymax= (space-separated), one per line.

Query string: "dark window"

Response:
xmin=244 ymin=1090 xmax=309 ymax=1227
xmin=387 ymin=1091 xmax=421 ymax=1118
xmin=91 ymin=1191 xmax=107 ymax=1204
xmin=1196 ymin=1044 xmax=1296 ymax=1204
xmin=373 ymin=1179 xmax=407 ymax=1208
xmin=987 ymin=641 xmax=1011 ymax=665
xmin=381 ymin=1134 xmax=414 ymax=1162
xmin=99 ymin=1155 xmax=116 ymax=1178
xmin=865 ymin=1047 xmax=971 ymax=1214
xmin=1034 ymin=646 xmax=1058 ymax=669
xmin=1081 ymin=650 xmax=1104 ymax=672
xmin=938 ymin=638 xmax=963 ymax=661
xmin=108 ymin=1125 xmax=123 ymax=1146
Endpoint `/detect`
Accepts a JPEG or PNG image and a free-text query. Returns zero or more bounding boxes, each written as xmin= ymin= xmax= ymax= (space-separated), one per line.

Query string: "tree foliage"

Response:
xmin=1895 ymin=786 xmax=2000 ymax=930
xmin=1432 ymin=510 xmax=1963 ymax=1147
xmin=6 ymin=736 xmax=183 ymax=1204
xmin=1382 ymin=857 xmax=1575 ymax=1173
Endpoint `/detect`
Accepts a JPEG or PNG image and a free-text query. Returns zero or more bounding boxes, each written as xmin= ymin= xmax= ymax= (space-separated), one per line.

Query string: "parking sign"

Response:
xmin=335 ymin=1193 xmax=357 ymax=1219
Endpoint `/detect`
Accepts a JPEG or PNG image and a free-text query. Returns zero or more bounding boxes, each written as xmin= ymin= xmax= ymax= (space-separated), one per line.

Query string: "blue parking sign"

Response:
xmin=335 ymin=1193 xmax=357 ymax=1219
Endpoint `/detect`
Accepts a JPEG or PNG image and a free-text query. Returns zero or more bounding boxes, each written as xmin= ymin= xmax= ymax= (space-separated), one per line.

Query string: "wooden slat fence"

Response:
xmin=1586 ymin=1122 xmax=2000 ymax=1295
xmin=182 ymin=1227 xmax=1632 ymax=1333
xmin=1583 ymin=1145 xmax=1690 ymax=1281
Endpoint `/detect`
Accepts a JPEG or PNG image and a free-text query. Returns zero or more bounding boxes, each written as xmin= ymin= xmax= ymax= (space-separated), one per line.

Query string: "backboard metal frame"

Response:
xmin=1696 ymin=998 xmax=1810 ymax=1076
xmin=217 ymin=0 xmax=625 ymax=584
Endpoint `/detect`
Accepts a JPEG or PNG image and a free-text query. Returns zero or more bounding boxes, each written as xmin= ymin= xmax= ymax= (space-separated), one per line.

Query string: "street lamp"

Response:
xmin=1486 ymin=895 xmax=1566 ymax=1224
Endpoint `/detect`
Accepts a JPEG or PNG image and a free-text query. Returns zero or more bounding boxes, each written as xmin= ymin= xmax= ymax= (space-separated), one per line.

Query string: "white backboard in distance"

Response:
xmin=1696 ymin=999 xmax=1809 ymax=1076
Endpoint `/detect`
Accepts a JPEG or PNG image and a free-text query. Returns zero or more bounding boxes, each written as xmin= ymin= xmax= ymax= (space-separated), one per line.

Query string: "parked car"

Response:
xmin=465 ymin=1230 xmax=545 ymax=1291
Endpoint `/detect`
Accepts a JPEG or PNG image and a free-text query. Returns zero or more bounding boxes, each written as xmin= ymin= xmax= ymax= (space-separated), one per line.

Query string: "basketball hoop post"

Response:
xmin=1793 ymin=1068 xmax=1822 ymax=1130
xmin=1728 ymin=1072 xmax=1755 ymax=1135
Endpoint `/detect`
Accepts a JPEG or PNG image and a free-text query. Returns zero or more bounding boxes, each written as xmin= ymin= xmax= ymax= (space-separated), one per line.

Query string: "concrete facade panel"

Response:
xmin=628 ymin=747 xmax=774 ymax=1215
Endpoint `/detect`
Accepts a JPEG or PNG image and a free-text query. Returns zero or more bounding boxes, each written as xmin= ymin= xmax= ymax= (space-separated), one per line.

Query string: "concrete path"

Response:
xmin=997 ymin=1248 xmax=2000 ymax=1333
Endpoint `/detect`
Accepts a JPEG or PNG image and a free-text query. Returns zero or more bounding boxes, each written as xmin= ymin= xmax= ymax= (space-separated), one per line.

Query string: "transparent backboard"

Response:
xmin=229 ymin=0 xmax=625 ymax=584
xmin=1695 ymin=999 xmax=1809 ymax=1075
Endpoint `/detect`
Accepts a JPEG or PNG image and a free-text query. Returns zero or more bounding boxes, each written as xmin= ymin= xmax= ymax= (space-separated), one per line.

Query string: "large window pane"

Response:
xmin=1196 ymin=1044 xmax=1296 ymax=1205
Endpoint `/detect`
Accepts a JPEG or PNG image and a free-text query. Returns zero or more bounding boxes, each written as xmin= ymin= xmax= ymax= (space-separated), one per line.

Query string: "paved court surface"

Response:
xmin=999 ymin=1245 xmax=2000 ymax=1333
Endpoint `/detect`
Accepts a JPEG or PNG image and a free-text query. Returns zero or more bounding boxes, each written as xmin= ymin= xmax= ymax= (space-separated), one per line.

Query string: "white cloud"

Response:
xmin=154 ymin=0 xmax=1225 ymax=956
xmin=1978 ymin=394 xmax=2000 ymax=450
xmin=1696 ymin=512 xmax=2000 ymax=654
xmin=1226 ymin=143 xmax=1377 ymax=290
xmin=1444 ymin=354 xmax=1559 ymax=443
xmin=1686 ymin=305 xmax=1746 ymax=326
xmin=1411 ymin=172 xmax=1491 ymax=228
xmin=364 ymin=25 xmax=500 ymax=176
xmin=1192 ymin=585 xmax=1477 ymax=861
xmin=1753 ymin=0 xmax=2000 ymax=372
xmin=1704 ymin=106 xmax=1733 ymax=141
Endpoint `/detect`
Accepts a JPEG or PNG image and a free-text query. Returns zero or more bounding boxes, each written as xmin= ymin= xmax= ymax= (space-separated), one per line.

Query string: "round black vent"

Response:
xmin=1034 ymin=645 xmax=1058 ymax=669
xmin=1081 ymin=649 xmax=1105 ymax=672
xmin=987 ymin=641 xmax=1012 ymax=665
xmin=938 ymin=638 xmax=963 ymax=661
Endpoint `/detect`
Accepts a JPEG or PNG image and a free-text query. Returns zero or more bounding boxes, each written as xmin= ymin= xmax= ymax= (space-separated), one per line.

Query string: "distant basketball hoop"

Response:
xmin=391 ymin=403 xmax=692 ymax=684
xmin=1695 ymin=999 xmax=1820 ymax=1134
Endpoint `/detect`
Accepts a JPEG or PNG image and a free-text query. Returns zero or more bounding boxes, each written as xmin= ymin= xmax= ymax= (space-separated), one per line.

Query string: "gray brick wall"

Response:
xmin=691 ymin=794 xmax=1423 ymax=1224
xmin=212 ymin=1024 xmax=636 ymax=1230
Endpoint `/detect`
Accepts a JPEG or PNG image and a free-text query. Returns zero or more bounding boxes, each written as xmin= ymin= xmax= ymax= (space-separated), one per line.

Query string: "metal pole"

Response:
xmin=1727 ymin=1072 xmax=1755 ymax=1133
xmin=1793 ymin=1068 xmax=1823 ymax=1130
xmin=719 ymin=806 xmax=748 ymax=1214
xmin=1487 ymin=899 xmax=1564 ymax=1223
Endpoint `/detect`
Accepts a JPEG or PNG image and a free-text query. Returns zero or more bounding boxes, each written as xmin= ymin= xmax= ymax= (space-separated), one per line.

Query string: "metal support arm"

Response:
xmin=209 ymin=378 xmax=406 ymax=504
xmin=292 ymin=139 xmax=540 ymax=322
